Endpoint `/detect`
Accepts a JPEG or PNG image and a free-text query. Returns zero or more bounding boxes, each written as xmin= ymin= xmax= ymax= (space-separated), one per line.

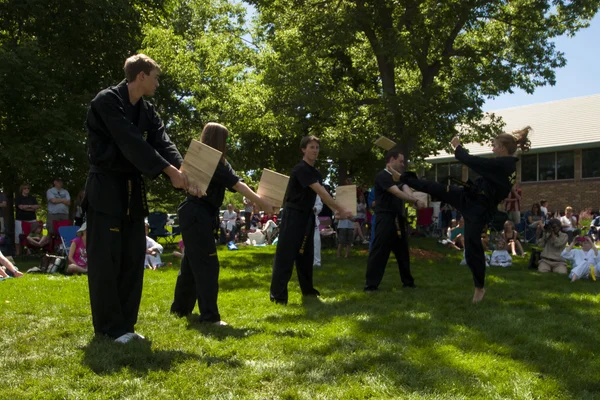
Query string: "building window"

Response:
xmin=449 ymin=163 xmax=462 ymax=182
xmin=538 ymin=153 xmax=555 ymax=181
xmin=521 ymin=151 xmax=575 ymax=182
xmin=582 ymin=148 xmax=600 ymax=178
xmin=521 ymin=154 xmax=537 ymax=182
xmin=556 ymin=151 xmax=574 ymax=180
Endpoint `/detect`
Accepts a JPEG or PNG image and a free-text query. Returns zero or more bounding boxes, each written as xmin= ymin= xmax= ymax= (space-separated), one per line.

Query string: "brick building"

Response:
xmin=423 ymin=94 xmax=600 ymax=215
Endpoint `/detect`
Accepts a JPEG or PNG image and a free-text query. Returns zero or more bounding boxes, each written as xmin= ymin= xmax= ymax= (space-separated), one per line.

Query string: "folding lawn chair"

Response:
xmin=148 ymin=211 xmax=176 ymax=244
xmin=58 ymin=225 xmax=80 ymax=257
xmin=488 ymin=210 xmax=508 ymax=249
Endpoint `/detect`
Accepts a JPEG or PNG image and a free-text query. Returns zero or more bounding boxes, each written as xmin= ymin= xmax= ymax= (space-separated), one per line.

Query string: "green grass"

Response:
xmin=1 ymin=239 xmax=600 ymax=399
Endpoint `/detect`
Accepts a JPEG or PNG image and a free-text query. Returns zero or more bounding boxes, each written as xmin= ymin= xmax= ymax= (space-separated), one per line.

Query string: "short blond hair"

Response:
xmin=124 ymin=54 xmax=160 ymax=82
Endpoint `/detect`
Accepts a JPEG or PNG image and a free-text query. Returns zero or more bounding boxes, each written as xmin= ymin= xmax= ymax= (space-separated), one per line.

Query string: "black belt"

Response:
xmin=89 ymin=166 xmax=147 ymax=219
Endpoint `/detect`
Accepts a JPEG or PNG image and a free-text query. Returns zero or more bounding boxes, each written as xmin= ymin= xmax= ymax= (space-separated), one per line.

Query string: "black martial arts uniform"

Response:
xmin=171 ymin=161 xmax=240 ymax=322
xmin=402 ymin=145 xmax=517 ymax=288
xmin=85 ymin=80 xmax=183 ymax=338
xmin=270 ymin=160 xmax=322 ymax=304
xmin=365 ymin=169 xmax=415 ymax=291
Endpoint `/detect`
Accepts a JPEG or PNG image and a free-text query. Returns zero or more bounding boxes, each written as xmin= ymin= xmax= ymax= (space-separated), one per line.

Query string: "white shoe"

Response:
xmin=114 ymin=332 xmax=136 ymax=344
xmin=114 ymin=332 xmax=145 ymax=343
xmin=214 ymin=321 xmax=228 ymax=326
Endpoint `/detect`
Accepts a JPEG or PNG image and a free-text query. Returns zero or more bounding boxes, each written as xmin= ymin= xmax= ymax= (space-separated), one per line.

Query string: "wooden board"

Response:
xmin=374 ymin=136 xmax=396 ymax=151
xmin=335 ymin=185 xmax=357 ymax=216
xmin=257 ymin=169 xmax=289 ymax=211
xmin=180 ymin=140 xmax=223 ymax=195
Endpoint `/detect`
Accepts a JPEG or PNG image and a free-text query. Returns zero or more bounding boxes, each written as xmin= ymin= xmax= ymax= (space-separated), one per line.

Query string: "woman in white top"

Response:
xmin=560 ymin=206 xmax=581 ymax=244
xmin=563 ymin=236 xmax=600 ymax=282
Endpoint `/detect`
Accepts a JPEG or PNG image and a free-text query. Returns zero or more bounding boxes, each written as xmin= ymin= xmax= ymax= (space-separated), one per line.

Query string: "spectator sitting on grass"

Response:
xmin=525 ymin=203 xmax=545 ymax=241
xmin=145 ymin=223 xmax=164 ymax=269
xmin=536 ymin=218 xmax=568 ymax=274
xmin=26 ymin=222 xmax=50 ymax=250
xmin=67 ymin=223 xmax=88 ymax=275
xmin=173 ymin=239 xmax=184 ymax=259
xmin=502 ymin=220 xmax=525 ymax=256
xmin=0 ymin=250 xmax=24 ymax=279
xmin=490 ymin=238 xmax=512 ymax=267
xmin=441 ymin=217 xmax=465 ymax=250
xmin=561 ymin=206 xmax=581 ymax=244
xmin=564 ymin=235 xmax=600 ymax=282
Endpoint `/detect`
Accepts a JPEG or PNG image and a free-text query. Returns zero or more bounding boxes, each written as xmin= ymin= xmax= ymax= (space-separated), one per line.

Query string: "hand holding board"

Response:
xmin=180 ymin=140 xmax=223 ymax=195
xmin=257 ymin=169 xmax=289 ymax=212
xmin=335 ymin=185 xmax=357 ymax=217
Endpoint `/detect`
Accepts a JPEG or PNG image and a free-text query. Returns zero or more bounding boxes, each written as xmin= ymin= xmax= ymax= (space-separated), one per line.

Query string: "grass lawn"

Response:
xmin=1 ymin=238 xmax=600 ymax=399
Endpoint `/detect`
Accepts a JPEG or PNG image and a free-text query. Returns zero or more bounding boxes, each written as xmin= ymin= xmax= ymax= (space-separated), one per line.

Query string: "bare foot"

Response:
xmin=12 ymin=270 xmax=24 ymax=278
xmin=571 ymin=274 xmax=579 ymax=283
xmin=0 ymin=269 xmax=8 ymax=278
xmin=472 ymin=288 xmax=486 ymax=303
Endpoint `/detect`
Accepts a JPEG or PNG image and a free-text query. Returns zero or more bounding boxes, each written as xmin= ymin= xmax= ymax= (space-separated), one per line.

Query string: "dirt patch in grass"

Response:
xmin=358 ymin=248 xmax=445 ymax=261
xmin=409 ymin=248 xmax=446 ymax=260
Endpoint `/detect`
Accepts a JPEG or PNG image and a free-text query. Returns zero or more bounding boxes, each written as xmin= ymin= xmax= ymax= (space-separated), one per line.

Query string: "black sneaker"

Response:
xmin=270 ymin=296 xmax=288 ymax=305
xmin=302 ymin=289 xmax=321 ymax=297
xmin=402 ymin=283 xmax=417 ymax=288
xmin=364 ymin=285 xmax=378 ymax=293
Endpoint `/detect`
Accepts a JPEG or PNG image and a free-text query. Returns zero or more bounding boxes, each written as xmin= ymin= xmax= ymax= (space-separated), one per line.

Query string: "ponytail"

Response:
xmin=496 ymin=126 xmax=531 ymax=155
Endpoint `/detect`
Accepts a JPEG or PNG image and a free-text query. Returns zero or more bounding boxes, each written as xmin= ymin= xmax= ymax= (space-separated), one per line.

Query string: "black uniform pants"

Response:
xmin=86 ymin=207 xmax=145 ymax=338
xmin=270 ymin=208 xmax=317 ymax=303
xmin=404 ymin=178 xmax=488 ymax=288
xmin=366 ymin=213 xmax=414 ymax=288
xmin=171 ymin=203 xmax=221 ymax=322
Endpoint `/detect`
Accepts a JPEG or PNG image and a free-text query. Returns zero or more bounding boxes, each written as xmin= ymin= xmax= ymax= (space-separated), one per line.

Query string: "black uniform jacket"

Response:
xmin=455 ymin=145 xmax=517 ymax=208
xmin=85 ymin=80 xmax=183 ymax=219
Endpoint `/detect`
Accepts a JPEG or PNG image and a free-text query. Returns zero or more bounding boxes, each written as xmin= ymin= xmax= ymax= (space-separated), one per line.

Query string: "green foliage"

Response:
xmin=247 ymin=0 xmax=600 ymax=182
xmin=0 ymin=0 xmax=167 ymax=217
xmin=2 ymin=240 xmax=600 ymax=398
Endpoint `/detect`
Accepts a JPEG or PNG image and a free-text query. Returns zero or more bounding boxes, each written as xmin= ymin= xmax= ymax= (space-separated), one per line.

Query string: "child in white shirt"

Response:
xmin=562 ymin=236 xmax=600 ymax=282
xmin=145 ymin=224 xmax=164 ymax=270
xmin=490 ymin=238 xmax=512 ymax=267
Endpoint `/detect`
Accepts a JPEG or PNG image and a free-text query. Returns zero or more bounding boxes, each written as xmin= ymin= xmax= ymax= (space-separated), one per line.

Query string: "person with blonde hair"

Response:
xmin=400 ymin=127 xmax=531 ymax=303
xmin=560 ymin=206 xmax=581 ymax=244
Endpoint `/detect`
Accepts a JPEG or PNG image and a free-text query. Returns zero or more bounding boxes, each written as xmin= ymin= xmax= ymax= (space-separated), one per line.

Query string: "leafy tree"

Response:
xmin=0 ymin=0 xmax=167 ymax=233
xmin=247 ymin=0 xmax=600 ymax=183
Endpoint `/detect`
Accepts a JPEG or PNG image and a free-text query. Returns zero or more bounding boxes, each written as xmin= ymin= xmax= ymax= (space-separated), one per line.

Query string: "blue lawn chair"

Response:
xmin=148 ymin=211 xmax=176 ymax=244
xmin=58 ymin=225 xmax=80 ymax=257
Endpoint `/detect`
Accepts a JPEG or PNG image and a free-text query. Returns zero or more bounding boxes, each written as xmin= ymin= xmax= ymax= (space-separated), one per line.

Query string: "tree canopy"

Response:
xmin=1 ymin=0 xmax=598 ymax=225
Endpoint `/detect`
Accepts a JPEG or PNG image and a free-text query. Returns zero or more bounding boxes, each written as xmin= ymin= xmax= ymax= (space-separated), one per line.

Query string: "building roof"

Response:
xmin=426 ymin=93 xmax=600 ymax=162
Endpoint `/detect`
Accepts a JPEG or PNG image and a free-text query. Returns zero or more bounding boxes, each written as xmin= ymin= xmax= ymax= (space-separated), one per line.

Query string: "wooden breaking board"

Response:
xmin=374 ymin=136 xmax=397 ymax=151
xmin=257 ymin=169 xmax=289 ymax=211
xmin=180 ymin=140 xmax=223 ymax=195
xmin=335 ymin=185 xmax=357 ymax=216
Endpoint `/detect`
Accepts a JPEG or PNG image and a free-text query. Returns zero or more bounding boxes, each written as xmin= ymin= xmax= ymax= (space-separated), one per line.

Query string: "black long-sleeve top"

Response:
xmin=454 ymin=145 xmax=517 ymax=206
xmin=84 ymin=80 xmax=183 ymax=219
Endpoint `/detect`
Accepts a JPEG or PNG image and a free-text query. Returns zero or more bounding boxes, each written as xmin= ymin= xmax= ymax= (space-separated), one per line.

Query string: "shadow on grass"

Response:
xmin=185 ymin=315 xmax=258 ymax=340
xmin=81 ymin=336 xmax=211 ymax=375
